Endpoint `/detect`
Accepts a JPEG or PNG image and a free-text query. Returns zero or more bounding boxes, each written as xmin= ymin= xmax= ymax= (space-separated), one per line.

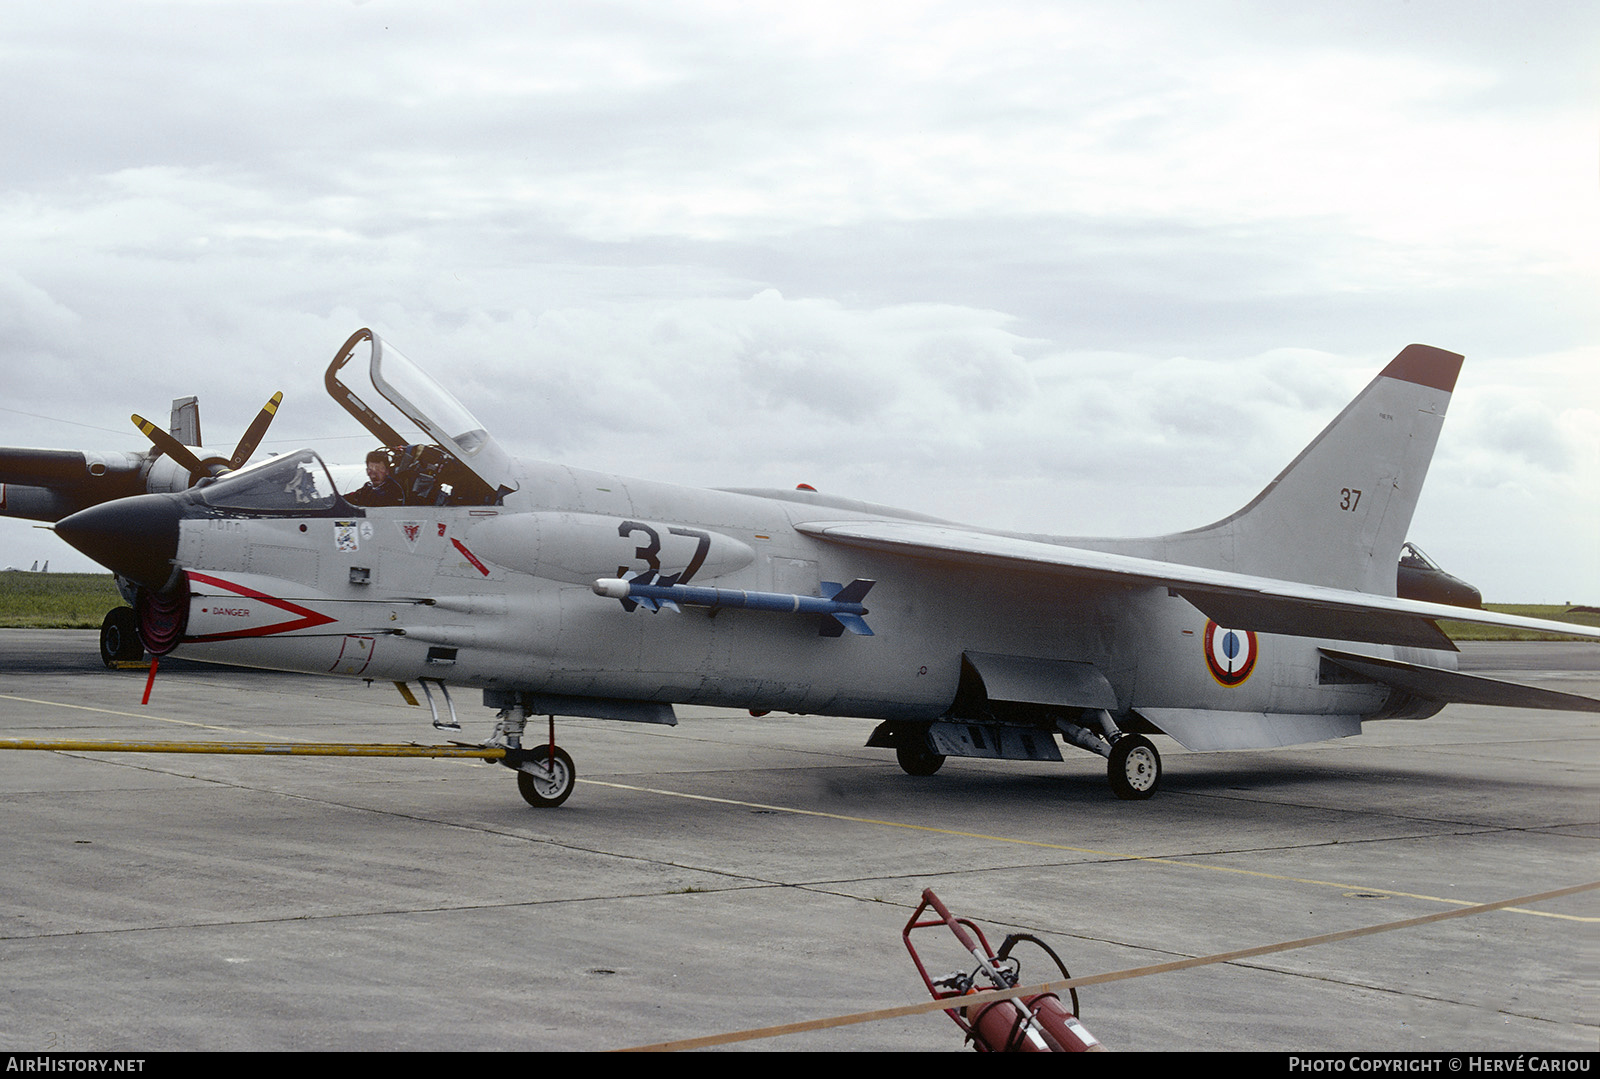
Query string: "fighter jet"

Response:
xmin=44 ymin=329 xmax=1600 ymax=805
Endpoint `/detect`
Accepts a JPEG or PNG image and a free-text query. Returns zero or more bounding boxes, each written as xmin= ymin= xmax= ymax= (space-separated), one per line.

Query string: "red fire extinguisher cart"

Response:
xmin=903 ymin=888 xmax=1105 ymax=1052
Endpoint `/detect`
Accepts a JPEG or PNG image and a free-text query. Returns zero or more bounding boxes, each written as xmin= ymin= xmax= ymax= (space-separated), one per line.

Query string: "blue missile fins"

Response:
xmin=593 ymin=575 xmax=876 ymax=636
xmin=816 ymin=578 xmax=874 ymax=637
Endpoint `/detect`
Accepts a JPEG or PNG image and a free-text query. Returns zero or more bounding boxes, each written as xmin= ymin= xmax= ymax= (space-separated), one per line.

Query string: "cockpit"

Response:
xmin=1395 ymin=541 xmax=1483 ymax=609
xmin=346 ymin=442 xmax=481 ymax=508
xmin=188 ymin=329 xmax=522 ymax=516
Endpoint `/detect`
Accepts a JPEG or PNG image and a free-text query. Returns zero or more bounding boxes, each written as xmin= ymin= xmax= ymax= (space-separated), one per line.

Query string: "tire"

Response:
xmin=1107 ymin=734 xmax=1160 ymax=800
xmin=100 ymin=607 xmax=143 ymax=667
xmin=516 ymin=746 xmax=575 ymax=808
xmin=896 ymin=740 xmax=946 ymax=777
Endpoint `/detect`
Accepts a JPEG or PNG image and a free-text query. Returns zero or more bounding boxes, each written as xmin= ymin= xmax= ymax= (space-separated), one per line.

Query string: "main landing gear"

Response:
xmin=489 ymin=704 xmax=576 ymax=808
xmin=1106 ymin=733 xmax=1160 ymax=801
xmin=1061 ymin=713 xmax=1162 ymax=800
xmin=896 ymin=741 xmax=947 ymax=777
xmin=876 ymin=715 xmax=1163 ymax=799
xmin=1067 ymin=715 xmax=1161 ymax=800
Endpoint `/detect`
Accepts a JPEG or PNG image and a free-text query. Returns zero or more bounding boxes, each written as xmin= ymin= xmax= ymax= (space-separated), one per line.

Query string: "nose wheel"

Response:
xmin=514 ymin=745 xmax=575 ymax=808
xmin=491 ymin=707 xmax=577 ymax=808
xmin=1107 ymin=734 xmax=1160 ymax=800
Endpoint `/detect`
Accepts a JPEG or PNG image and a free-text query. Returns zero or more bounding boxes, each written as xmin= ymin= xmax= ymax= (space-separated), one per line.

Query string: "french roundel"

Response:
xmin=1203 ymin=621 xmax=1257 ymax=687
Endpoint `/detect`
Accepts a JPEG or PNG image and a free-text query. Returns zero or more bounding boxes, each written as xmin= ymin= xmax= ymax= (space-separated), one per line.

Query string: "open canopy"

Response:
xmin=324 ymin=328 xmax=519 ymax=504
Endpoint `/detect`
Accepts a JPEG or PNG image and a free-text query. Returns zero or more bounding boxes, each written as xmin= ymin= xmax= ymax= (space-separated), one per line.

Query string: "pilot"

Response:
xmin=346 ymin=449 xmax=406 ymax=507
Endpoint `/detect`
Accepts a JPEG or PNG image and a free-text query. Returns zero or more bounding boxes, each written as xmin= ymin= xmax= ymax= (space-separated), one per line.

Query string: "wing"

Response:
xmin=795 ymin=520 xmax=1600 ymax=650
xmin=0 ymin=448 xmax=149 ymax=521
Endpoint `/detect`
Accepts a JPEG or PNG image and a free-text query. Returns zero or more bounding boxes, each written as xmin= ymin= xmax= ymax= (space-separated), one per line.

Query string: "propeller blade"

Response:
xmin=132 ymin=414 xmax=207 ymax=479
xmin=229 ymin=392 xmax=282 ymax=471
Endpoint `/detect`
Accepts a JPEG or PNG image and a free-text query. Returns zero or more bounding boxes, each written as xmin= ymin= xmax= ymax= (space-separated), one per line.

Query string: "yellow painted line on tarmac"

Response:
xmin=582 ymin=778 xmax=1598 ymax=923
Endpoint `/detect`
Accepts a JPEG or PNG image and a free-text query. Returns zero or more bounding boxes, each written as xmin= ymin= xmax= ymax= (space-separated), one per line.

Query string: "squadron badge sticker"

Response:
xmin=1203 ymin=620 xmax=1257 ymax=687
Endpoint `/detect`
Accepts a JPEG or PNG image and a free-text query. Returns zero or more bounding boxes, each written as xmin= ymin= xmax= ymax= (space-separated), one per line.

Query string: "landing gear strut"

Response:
xmin=493 ymin=706 xmax=576 ymax=808
xmin=1057 ymin=713 xmax=1162 ymax=800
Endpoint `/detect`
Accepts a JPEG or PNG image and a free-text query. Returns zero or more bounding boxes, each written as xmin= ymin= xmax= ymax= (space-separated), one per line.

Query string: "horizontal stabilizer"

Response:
xmin=1320 ymin=649 xmax=1600 ymax=713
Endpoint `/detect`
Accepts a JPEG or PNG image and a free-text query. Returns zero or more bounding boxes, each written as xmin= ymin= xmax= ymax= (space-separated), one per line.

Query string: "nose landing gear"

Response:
xmin=491 ymin=705 xmax=576 ymax=808
xmin=513 ymin=745 xmax=575 ymax=807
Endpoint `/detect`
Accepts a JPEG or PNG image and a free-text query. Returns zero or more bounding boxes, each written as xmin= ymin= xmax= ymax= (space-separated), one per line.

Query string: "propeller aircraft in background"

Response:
xmin=1 ymin=391 xmax=283 ymax=663
xmin=7 ymin=329 xmax=1598 ymax=806
xmin=1 ymin=392 xmax=283 ymax=520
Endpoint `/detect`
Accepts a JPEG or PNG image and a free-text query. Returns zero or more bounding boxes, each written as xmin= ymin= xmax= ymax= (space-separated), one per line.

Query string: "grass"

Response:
xmin=0 ymin=573 xmax=1594 ymax=640
xmin=1436 ymin=604 xmax=1600 ymax=642
xmin=0 ymin=572 xmax=126 ymax=628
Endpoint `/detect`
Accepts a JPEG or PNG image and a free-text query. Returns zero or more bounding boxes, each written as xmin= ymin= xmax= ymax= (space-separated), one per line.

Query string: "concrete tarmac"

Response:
xmin=0 ymin=630 xmax=1595 ymax=1052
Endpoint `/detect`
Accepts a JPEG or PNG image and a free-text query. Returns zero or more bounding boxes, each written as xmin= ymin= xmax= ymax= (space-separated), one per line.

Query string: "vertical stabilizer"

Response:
xmin=1164 ymin=345 xmax=1462 ymax=594
xmin=169 ymin=397 xmax=201 ymax=447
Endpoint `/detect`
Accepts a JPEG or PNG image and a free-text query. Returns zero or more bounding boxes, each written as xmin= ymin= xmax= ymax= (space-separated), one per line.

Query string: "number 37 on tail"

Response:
xmin=13 ymin=330 xmax=1599 ymax=806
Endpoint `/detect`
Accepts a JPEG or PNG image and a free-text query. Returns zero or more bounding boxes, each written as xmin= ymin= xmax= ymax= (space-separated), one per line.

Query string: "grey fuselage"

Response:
xmin=172 ymin=459 xmax=1399 ymax=729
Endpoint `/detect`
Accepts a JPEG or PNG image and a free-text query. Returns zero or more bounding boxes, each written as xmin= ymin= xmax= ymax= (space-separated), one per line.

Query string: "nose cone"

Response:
xmin=55 ymin=494 xmax=183 ymax=591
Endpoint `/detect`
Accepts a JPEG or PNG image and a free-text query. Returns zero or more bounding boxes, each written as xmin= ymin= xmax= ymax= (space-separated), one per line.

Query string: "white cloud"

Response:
xmin=0 ymin=0 xmax=1595 ymax=600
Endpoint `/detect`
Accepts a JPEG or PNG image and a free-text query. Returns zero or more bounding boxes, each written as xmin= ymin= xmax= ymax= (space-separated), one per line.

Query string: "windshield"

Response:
xmin=196 ymin=450 xmax=341 ymax=513
xmin=1399 ymin=542 xmax=1438 ymax=570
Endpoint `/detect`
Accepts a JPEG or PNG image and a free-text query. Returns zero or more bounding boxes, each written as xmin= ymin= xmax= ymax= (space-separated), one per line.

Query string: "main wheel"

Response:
xmin=515 ymin=746 xmax=575 ymax=808
xmin=1107 ymin=734 xmax=1160 ymax=800
xmin=100 ymin=607 xmax=143 ymax=667
xmin=896 ymin=740 xmax=946 ymax=776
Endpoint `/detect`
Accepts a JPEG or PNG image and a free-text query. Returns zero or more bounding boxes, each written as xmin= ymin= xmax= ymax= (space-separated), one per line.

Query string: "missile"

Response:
xmin=592 ymin=575 xmax=875 ymax=637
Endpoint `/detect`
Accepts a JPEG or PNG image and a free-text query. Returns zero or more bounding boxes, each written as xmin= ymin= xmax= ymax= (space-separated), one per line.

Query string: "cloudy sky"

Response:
xmin=2 ymin=0 xmax=1596 ymax=601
